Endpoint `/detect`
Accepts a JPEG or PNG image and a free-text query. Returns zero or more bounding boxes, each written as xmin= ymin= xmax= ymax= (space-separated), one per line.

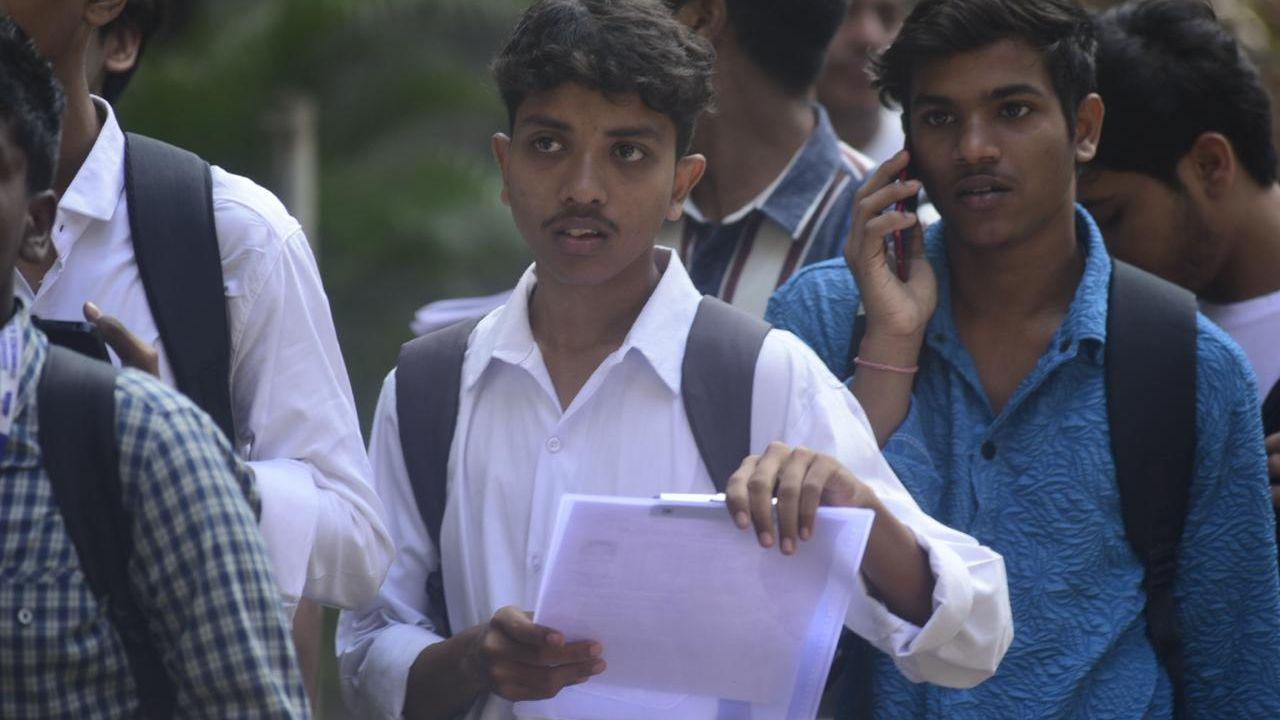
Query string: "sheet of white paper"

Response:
xmin=515 ymin=495 xmax=874 ymax=720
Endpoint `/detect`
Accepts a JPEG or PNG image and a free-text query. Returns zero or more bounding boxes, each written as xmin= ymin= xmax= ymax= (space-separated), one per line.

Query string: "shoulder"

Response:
xmin=755 ymin=328 xmax=848 ymax=398
xmin=768 ymin=257 xmax=859 ymax=328
xmin=113 ymin=369 xmax=233 ymax=459
xmin=209 ymin=165 xmax=306 ymax=256
xmin=1193 ymin=313 xmax=1258 ymax=410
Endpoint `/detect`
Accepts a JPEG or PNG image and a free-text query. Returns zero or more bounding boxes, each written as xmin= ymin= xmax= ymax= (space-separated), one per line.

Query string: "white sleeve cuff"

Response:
xmin=250 ymin=458 xmax=320 ymax=606
xmin=848 ymin=524 xmax=974 ymax=675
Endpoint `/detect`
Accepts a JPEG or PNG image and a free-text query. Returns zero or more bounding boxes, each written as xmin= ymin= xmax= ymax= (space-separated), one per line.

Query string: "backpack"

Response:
xmin=37 ymin=346 xmax=175 ymax=718
xmin=840 ymin=259 xmax=1197 ymax=718
xmin=393 ymin=296 xmax=771 ymax=637
xmin=123 ymin=133 xmax=236 ymax=443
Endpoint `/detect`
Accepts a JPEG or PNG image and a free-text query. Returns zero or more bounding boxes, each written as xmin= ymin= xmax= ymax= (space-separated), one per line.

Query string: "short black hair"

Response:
xmin=1092 ymin=0 xmax=1278 ymax=188
xmin=493 ymin=0 xmax=714 ymax=157
xmin=100 ymin=0 xmax=165 ymax=104
xmin=0 ymin=18 xmax=66 ymax=194
xmin=873 ymin=0 xmax=1097 ymax=129
xmin=665 ymin=0 xmax=849 ymax=96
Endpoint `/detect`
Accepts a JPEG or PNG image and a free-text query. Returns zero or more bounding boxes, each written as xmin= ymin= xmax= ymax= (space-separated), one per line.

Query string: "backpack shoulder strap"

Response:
xmin=682 ymin=297 xmax=772 ymax=491
xmin=1262 ymin=376 xmax=1280 ymax=436
xmin=1106 ymin=260 xmax=1197 ymax=717
xmin=124 ymin=132 xmax=235 ymax=443
xmin=38 ymin=347 xmax=174 ymax=718
xmin=395 ymin=316 xmax=481 ymax=638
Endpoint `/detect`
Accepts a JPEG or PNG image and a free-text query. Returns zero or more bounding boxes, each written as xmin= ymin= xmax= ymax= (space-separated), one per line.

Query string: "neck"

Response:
xmin=948 ymin=206 xmax=1085 ymax=325
xmin=1202 ymin=183 xmax=1280 ymax=304
xmin=52 ymin=58 xmax=101 ymax=197
xmin=690 ymin=58 xmax=814 ymax=221
xmin=528 ymin=249 xmax=663 ymax=355
xmin=828 ymin=102 xmax=882 ymax=151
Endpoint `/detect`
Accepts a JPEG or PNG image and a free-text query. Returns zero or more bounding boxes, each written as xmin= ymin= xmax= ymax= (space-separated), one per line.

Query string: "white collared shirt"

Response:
xmin=338 ymin=251 xmax=1012 ymax=720
xmin=17 ymin=99 xmax=392 ymax=611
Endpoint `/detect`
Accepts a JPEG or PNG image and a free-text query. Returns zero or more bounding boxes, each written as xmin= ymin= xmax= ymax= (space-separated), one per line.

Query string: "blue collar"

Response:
xmin=758 ymin=105 xmax=853 ymax=238
xmin=924 ymin=205 xmax=1112 ymax=367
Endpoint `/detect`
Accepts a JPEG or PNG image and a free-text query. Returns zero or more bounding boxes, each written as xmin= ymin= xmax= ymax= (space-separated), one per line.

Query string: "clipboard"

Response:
xmin=515 ymin=494 xmax=875 ymax=720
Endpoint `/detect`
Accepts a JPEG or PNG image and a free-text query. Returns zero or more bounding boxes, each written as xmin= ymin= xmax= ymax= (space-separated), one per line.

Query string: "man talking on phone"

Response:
xmin=768 ymin=0 xmax=1280 ymax=717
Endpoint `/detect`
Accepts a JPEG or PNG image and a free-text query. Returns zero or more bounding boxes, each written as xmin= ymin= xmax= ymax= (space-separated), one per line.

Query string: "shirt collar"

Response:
xmin=57 ymin=97 xmax=125 ymax=224
xmin=685 ymin=105 xmax=852 ymax=238
xmin=462 ymin=248 xmax=703 ymax=394
xmin=924 ymin=204 xmax=1112 ymax=365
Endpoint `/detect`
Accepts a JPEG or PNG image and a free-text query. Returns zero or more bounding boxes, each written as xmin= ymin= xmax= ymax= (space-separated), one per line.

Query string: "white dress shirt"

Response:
xmin=17 ymin=100 xmax=393 ymax=611
xmin=338 ymin=251 xmax=1013 ymax=720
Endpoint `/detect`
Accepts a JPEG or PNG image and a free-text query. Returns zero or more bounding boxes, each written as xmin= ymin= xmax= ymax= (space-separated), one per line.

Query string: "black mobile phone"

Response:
xmin=33 ymin=318 xmax=111 ymax=363
xmin=891 ymin=159 xmax=920 ymax=281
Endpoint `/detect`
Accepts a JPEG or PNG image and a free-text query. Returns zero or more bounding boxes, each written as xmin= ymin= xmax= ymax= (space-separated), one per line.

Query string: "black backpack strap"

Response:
xmin=1106 ymin=260 xmax=1197 ymax=718
xmin=124 ymin=133 xmax=235 ymax=443
xmin=395 ymin=317 xmax=481 ymax=638
xmin=682 ymin=297 xmax=771 ymax=492
xmin=38 ymin=347 xmax=175 ymax=718
xmin=1263 ymin=377 xmax=1280 ymax=436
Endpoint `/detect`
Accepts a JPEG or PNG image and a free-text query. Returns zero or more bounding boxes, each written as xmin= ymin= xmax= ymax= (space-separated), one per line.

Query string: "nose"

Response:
xmin=559 ymin=150 xmax=608 ymax=207
xmin=955 ymin=116 xmax=1000 ymax=167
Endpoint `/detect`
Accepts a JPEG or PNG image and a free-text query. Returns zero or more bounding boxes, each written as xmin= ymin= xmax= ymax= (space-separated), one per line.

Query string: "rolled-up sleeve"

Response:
xmin=218 ymin=189 xmax=393 ymax=610
xmin=337 ymin=371 xmax=449 ymax=719
xmin=756 ymin=332 xmax=1013 ymax=688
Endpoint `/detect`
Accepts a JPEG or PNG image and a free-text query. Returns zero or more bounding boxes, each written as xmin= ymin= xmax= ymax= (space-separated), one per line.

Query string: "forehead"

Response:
xmin=912 ymin=38 xmax=1055 ymax=103
xmin=513 ymin=82 xmax=674 ymax=139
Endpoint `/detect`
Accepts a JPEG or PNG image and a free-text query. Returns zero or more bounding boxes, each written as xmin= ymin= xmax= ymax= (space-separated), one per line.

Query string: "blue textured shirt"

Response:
xmin=0 ymin=309 xmax=308 ymax=718
xmin=767 ymin=207 xmax=1280 ymax=718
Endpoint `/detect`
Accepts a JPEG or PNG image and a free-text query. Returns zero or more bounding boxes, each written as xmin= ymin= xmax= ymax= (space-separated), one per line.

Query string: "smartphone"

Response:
xmin=891 ymin=164 xmax=920 ymax=282
xmin=34 ymin=318 xmax=111 ymax=363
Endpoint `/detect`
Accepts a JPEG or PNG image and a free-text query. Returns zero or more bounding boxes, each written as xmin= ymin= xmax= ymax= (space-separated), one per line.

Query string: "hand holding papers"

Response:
xmin=515 ymin=494 xmax=875 ymax=720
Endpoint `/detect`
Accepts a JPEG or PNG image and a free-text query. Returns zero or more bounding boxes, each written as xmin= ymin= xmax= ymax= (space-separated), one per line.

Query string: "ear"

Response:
xmin=674 ymin=0 xmax=729 ymax=43
xmin=84 ymin=0 xmax=128 ymax=30
xmin=667 ymin=154 xmax=707 ymax=222
xmin=100 ymin=21 xmax=143 ymax=75
xmin=492 ymin=133 xmax=513 ymax=207
xmin=20 ymin=191 xmax=57 ymax=267
xmin=1072 ymin=93 xmax=1105 ymax=164
xmin=1177 ymin=132 xmax=1236 ymax=201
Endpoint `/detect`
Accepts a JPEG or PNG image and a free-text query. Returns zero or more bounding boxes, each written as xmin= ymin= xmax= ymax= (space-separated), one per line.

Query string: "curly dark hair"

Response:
xmin=1092 ymin=0 xmax=1278 ymax=188
xmin=492 ymin=0 xmax=715 ymax=156
xmin=0 ymin=18 xmax=66 ymax=194
xmin=873 ymin=0 xmax=1097 ymax=130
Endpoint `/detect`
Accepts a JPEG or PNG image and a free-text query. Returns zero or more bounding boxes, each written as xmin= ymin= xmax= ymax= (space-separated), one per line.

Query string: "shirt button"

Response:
xmin=981 ymin=441 xmax=997 ymax=460
xmin=16 ymin=608 xmax=32 ymax=626
xmin=546 ymin=436 xmax=562 ymax=453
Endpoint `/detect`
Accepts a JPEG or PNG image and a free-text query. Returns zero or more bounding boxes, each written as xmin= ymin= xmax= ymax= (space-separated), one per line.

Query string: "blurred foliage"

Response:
xmin=119 ymin=0 xmax=532 ymax=429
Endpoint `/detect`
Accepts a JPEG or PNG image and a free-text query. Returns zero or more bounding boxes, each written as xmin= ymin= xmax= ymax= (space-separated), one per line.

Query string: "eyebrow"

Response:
xmin=517 ymin=114 xmax=572 ymax=132
xmin=913 ymin=83 xmax=1048 ymax=108
xmin=605 ymin=125 xmax=662 ymax=140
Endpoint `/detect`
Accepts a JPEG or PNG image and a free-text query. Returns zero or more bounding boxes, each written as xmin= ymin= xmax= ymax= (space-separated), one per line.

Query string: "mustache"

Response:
xmin=541 ymin=205 xmax=619 ymax=233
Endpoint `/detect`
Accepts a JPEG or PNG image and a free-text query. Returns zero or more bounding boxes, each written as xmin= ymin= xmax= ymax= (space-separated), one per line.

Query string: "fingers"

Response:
xmin=774 ymin=447 xmax=815 ymax=555
xmin=725 ymin=454 xmax=759 ymax=530
xmin=799 ymin=454 xmax=842 ymax=542
xmin=483 ymin=607 xmax=607 ymax=702
xmin=747 ymin=442 xmax=791 ymax=548
xmin=490 ymin=659 xmax=607 ymax=701
xmin=84 ymin=302 xmax=160 ymax=377
xmin=854 ymin=149 xmax=912 ymax=206
xmin=491 ymin=606 xmax=563 ymax=648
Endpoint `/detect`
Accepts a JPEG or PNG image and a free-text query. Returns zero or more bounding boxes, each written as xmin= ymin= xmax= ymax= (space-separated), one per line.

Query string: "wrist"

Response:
xmin=857 ymin=331 xmax=924 ymax=367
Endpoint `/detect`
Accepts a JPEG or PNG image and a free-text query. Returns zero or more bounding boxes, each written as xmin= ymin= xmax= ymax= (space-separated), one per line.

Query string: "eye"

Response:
xmin=999 ymin=103 xmax=1031 ymax=120
xmin=614 ymin=143 xmax=648 ymax=163
xmin=531 ymin=136 xmax=564 ymax=153
xmin=922 ymin=110 xmax=955 ymax=127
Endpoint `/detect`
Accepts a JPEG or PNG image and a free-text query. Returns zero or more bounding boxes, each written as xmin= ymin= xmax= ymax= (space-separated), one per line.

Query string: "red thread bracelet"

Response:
xmin=853 ymin=356 xmax=919 ymax=375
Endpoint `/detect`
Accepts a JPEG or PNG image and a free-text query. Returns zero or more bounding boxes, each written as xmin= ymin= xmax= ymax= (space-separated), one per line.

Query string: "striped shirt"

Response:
xmin=659 ymin=105 xmax=874 ymax=317
xmin=0 ymin=308 xmax=308 ymax=718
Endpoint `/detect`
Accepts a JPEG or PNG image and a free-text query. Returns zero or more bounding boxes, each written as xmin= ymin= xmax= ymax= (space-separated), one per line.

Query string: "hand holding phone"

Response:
xmin=33 ymin=318 xmax=111 ymax=363
xmin=891 ymin=167 xmax=920 ymax=282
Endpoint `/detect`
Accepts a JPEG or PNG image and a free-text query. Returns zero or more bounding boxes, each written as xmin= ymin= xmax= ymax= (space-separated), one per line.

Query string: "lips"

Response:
xmin=546 ymin=216 xmax=614 ymax=254
xmin=953 ymin=175 xmax=1013 ymax=211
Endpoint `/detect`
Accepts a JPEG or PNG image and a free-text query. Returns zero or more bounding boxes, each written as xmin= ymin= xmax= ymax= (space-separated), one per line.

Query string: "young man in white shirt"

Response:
xmin=337 ymin=1 xmax=1012 ymax=719
xmin=1078 ymin=0 xmax=1280 ymax=495
xmin=0 ymin=0 xmax=393 ymax=615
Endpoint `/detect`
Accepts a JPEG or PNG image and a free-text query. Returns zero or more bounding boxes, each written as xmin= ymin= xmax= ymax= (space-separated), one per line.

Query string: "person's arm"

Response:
xmin=842 ymin=150 xmax=937 ymax=447
xmin=116 ymin=371 xmax=308 ymax=717
xmin=730 ymin=332 xmax=1013 ymax=689
xmin=1174 ymin=323 xmax=1280 ymax=715
xmin=224 ymin=216 xmax=393 ymax=610
xmin=337 ymin=372 xmax=604 ymax=720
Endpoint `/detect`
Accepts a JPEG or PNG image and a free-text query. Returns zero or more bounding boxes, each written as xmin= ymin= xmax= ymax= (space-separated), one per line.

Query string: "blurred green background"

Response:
xmin=115 ymin=0 xmax=1280 ymax=717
